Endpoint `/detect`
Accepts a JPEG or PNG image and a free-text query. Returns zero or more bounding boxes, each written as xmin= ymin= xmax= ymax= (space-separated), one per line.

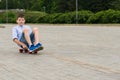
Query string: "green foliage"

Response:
xmin=0 ymin=10 xmax=120 ymax=24
xmin=0 ymin=0 xmax=120 ymax=13
xmin=25 ymin=11 xmax=47 ymax=23
xmin=0 ymin=11 xmax=16 ymax=23
xmin=0 ymin=13 xmax=6 ymax=23
xmin=87 ymin=11 xmax=105 ymax=23
xmin=48 ymin=13 xmax=63 ymax=23
xmin=51 ymin=11 xmax=93 ymax=24
xmin=77 ymin=11 xmax=93 ymax=23
xmin=37 ymin=13 xmax=49 ymax=23
xmin=87 ymin=9 xmax=120 ymax=23
xmin=102 ymin=9 xmax=120 ymax=23
xmin=8 ymin=11 xmax=17 ymax=23
xmin=54 ymin=12 xmax=75 ymax=24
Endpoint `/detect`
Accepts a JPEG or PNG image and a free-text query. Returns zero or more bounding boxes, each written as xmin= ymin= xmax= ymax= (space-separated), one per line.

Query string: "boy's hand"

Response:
xmin=22 ymin=44 xmax=28 ymax=49
xmin=13 ymin=39 xmax=28 ymax=49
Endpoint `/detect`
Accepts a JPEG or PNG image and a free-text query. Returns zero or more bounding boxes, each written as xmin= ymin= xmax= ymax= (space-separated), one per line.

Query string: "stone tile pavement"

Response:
xmin=0 ymin=24 xmax=120 ymax=80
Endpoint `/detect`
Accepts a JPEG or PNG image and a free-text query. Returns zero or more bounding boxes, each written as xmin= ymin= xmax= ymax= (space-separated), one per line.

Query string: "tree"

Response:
xmin=79 ymin=0 xmax=116 ymax=12
xmin=0 ymin=0 xmax=120 ymax=13
xmin=110 ymin=0 xmax=120 ymax=10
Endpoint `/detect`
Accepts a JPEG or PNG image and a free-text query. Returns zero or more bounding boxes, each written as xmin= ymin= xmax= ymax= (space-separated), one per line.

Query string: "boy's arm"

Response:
xmin=13 ymin=38 xmax=28 ymax=49
xmin=12 ymin=27 xmax=28 ymax=49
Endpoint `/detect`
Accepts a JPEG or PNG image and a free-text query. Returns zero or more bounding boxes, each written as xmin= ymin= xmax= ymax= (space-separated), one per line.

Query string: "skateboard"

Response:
xmin=19 ymin=46 xmax=44 ymax=54
xmin=19 ymin=48 xmax=38 ymax=54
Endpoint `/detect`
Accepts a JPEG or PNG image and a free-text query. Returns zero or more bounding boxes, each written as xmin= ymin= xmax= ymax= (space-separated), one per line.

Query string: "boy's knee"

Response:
xmin=33 ymin=27 xmax=38 ymax=31
xmin=23 ymin=28 xmax=29 ymax=32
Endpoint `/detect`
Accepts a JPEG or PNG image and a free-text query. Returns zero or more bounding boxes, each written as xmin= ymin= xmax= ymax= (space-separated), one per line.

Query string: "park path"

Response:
xmin=0 ymin=24 xmax=120 ymax=80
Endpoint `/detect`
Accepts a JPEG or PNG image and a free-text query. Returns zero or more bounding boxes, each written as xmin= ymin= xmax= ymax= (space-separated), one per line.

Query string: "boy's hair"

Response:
xmin=17 ymin=12 xmax=24 ymax=19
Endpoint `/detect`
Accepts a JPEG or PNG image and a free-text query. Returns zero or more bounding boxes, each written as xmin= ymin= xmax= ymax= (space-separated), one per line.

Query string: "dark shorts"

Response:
xmin=19 ymin=33 xmax=35 ymax=47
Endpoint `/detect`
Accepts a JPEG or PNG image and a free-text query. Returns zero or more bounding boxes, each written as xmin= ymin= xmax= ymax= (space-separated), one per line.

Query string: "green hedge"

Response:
xmin=45 ymin=11 xmax=93 ymax=24
xmin=77 ymin=11 xmax=93 ymax=23
xmin=0 ymin=9 xmax=120 ymax=24
xmin=0 ymin=11 xmax=47 ymax=23
xmin=0 ymin=11 xmax=17 ymax=23
xmin=25 ymin=11 xmax=48 ymax=23
xmin=87 ymin=9 xmax=120 ymax=23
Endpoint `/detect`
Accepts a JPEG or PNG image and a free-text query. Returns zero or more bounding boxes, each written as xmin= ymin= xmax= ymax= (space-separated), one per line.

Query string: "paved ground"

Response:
xmin=0 ymin=24 xmax=120 ymax=80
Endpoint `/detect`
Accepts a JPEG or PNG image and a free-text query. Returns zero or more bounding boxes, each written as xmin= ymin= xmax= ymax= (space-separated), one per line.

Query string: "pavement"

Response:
xmin=0 ymin=24 xmax=120 ymax=80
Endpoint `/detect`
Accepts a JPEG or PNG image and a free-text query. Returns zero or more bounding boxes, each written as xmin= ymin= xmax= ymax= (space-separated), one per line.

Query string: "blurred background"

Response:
xmin=0 ymin=0 xmax=120 ymax=24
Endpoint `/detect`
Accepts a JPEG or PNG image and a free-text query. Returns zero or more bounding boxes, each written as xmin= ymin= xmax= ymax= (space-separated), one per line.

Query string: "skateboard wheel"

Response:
xmin=19 ymin=49 xmax=23 ymax=53
xmin=34 ymin=51 xmax=38 ymax=54
xmin=29 ymin=52 xmax=32 ymax=54
xmin=24 ymin=49 xmax=28 ymax=53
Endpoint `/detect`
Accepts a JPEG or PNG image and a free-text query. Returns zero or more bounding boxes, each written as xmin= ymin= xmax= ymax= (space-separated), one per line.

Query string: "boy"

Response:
xmin=12 ymin=13 xmax=43 ymax=52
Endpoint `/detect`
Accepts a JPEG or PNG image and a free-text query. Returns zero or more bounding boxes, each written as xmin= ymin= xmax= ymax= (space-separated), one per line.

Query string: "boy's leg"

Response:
xmin=23 ymin=28 xmax=32 ymax=46
xmin=22 ymin=28 xmax=36 ymax=52
xmin=32 ymin=28 xmax=40 ymax=45
xmin=19 ymin=33 xmax=29 ymax=48
xmin=32 ymin=28 xmax=43 ymax=51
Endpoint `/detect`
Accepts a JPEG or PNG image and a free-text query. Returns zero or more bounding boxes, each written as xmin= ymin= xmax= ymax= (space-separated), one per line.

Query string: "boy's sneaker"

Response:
xmin=35 ymin=43 xmax=44 ymax=51
xmin=28 ymin=44 xmax=36 ymax=52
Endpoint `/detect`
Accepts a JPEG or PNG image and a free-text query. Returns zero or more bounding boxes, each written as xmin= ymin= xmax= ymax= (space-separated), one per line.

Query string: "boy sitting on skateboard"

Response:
xmin=12 ymin=13 xmax=43 ymax=53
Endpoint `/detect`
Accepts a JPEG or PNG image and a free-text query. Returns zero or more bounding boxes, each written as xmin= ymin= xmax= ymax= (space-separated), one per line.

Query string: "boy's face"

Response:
xmin=16 ymin=17 xmax=25 ymax=26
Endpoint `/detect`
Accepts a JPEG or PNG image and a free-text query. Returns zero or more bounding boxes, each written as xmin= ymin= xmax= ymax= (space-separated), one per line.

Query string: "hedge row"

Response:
xmin=0 ymin=9 xmax=120 ymax=24
xmin=87 ymin=9 xmax=120 ymax=23
xmin=0 ymin=11 xmax=17 ymax=23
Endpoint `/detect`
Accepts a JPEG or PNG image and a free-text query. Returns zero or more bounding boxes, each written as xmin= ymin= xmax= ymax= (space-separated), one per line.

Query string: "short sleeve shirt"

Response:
xmin=12 ymin=25 xmax=32 ymax=40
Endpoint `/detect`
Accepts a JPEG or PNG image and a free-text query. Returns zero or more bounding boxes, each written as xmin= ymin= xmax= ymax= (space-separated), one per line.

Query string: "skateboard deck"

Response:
xmin=19 ymin=46 xmax=43 ymax=54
